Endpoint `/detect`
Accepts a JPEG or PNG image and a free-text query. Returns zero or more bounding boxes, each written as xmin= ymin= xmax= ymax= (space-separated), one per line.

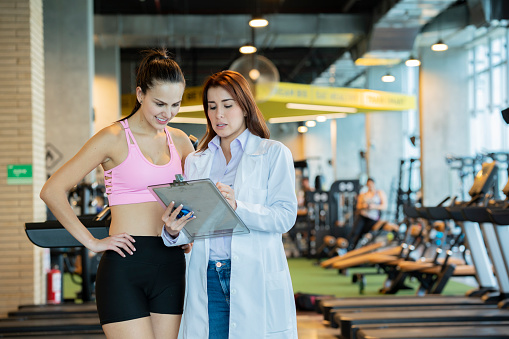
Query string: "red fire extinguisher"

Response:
xmin=47 ymin=266 xmax=62 ymax=304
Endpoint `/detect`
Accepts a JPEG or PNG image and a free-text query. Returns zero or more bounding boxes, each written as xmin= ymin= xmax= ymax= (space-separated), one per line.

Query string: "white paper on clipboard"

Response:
xmin=148 ymin=178 xmax=250 ymax=240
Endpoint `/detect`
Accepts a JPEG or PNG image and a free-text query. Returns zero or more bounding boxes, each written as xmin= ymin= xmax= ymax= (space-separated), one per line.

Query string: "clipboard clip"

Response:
xmin=171 ymin=174 xmax=189 ymax=187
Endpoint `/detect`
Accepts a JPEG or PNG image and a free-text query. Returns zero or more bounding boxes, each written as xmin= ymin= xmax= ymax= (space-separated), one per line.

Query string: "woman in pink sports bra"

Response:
xmin=40 ymin=49 xmax=195 ymax=339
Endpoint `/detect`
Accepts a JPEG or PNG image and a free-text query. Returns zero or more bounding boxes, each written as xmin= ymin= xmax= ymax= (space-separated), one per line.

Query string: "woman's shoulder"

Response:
xmin=76 ymin=122 xmax=125 ymax=165
xmin=166 ymin=126 xmax=187 ymax=139
xmin=248 ymin=136 xmax=294 ymax=167
xmin=167 ymin=126 xmax=195 ymax=159
xmin=92 ymin=121 xmax=125 ymax=144
xmin=167 ymin=126 xmax=194 ymax=146
xmin=257 ymin=137 xmax=291 ymax=155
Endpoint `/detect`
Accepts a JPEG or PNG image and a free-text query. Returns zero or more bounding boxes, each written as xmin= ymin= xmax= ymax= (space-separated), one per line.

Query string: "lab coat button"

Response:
xmin=231 ymin=289 xmax=237 ymax=294
xmin=231 ymin=322 xmax=237 ymax=328
xmin=233 ymin=255 xmax=239 ymax=260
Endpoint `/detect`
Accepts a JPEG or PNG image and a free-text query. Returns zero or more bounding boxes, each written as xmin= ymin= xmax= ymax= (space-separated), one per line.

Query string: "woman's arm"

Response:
xmin=376 ymin=190 xmax=388 ymax=211
xmin=160 ymin=152 xmax=196 ymax=247
xmin=235 ymin=143 xmax=297 ymax=234
xmin=356 ymin=192 xmax=366 ymax=210
xmin=40 ymin=126 xmax=136 ymax=257
xmin=160 ymin=201 xmax=194 ymax=247
xmin=169 ymin=127 xmax=196 ymax=173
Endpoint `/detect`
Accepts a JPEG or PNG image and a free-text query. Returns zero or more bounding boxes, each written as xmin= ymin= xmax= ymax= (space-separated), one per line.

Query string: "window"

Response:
xmin=468 ymin=28 xmax=509 ymax=153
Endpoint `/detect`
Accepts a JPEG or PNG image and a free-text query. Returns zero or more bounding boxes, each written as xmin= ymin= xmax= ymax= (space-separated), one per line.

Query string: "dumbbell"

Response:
xmin=382 ymin=222 xmax=399 ymax=232
xmin=433 ymin=221 xmax=446 ymax=232
xmin=336 ymin=237 xmax=349 ymax=249
xmin=323 ymin=235 xmax=336 ymax=247
xmin=410 ymin=224 xmax=422 ymax=237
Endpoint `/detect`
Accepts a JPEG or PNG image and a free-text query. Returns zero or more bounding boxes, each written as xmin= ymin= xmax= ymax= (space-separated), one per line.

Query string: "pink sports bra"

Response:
xmin=104 ymin=119 xmax=182 ymax=206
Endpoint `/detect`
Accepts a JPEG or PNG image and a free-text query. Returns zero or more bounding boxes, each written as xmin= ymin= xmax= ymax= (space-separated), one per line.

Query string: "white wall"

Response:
xmin=44 ymin=0 xmax=94 ymax=175
xmin=94 ymin=46 xmax=121 ymax=132
xmin=419 ymin=46 xmax=471 ymax=205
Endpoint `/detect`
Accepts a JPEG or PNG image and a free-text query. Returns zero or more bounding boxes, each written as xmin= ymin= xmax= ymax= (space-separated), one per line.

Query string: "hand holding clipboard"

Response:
xmin=148 ymin=175 xmax=250 ymax=241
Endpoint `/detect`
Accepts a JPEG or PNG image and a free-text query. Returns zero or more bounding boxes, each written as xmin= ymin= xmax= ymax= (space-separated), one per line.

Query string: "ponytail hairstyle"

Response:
xmin=198 ymin=70 xmax=269 ymax=151
xmin=122 ymin=48 xmax=185 ymax=120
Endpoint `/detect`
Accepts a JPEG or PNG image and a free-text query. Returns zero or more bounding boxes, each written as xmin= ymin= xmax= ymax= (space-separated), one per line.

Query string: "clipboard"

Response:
xmin=148 ymin=177 xmax=250 ymax=240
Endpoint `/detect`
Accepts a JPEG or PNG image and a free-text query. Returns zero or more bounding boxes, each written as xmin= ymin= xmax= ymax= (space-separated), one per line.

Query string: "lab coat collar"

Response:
xmin=208 ymin=128 xmax=249 ymax=153
xmin=188 ymin=131 xmax=267 ymax=180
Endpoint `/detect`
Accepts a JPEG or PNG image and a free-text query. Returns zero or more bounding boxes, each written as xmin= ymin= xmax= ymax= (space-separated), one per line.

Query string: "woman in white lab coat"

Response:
xmin=161 ymin=70 xmax=298 ymax=338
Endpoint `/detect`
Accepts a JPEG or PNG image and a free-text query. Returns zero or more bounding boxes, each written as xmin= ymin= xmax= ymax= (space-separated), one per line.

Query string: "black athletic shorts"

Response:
xmin=95 ymin=236 xmax=185 ymax=325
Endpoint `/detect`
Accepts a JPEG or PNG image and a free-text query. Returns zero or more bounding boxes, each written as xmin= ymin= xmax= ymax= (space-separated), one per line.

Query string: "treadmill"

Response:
xmin=4 ymin=210 xmax=112 ymax=338
xmin=325 ymin=162 xmax=509 ymax=339
xmin=24 ymin=208 xmax=111 ymax=303
xmin=319 ymin=198 xmax=492 ymax=324
xmin=0 ymin=317 xmax=102 ymax=335
xmin=487 ymin=192 xmax=509 ymax=309
xmin=321 ymin=295 xmax=487 ymax=325
xmin=7 ymin=303 xmax=99 ymax=319
xmin=337 ymin=308 xmax=509 ymax=339
xmin=383 ymin=162 xmax=504 ymax=298
xmin=356 ymin=322 xmax=509 ymax=339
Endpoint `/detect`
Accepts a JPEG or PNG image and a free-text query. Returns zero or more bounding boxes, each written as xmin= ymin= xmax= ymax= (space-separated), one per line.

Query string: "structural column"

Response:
xmin=94 ymin=46 xmax=121 ymax=133
xmin=44 ymin=0 xmax=94 ymax=175
xmin=419 ymin=47 xmax=471 ymax=205
xmin=365 ymin=65 xmax=407 ymax=219
xmin=335 ymin=114 xmax=366 ymax=180
xmin=0 ymin=0 xmax=46 ymax=317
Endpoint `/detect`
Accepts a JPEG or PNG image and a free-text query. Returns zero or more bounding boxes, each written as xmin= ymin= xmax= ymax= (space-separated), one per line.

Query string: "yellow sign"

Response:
xmin=182 ymin=87 xmax=203 ymax=106
xmin=121 ymin=82 xmax=416 ymax=120
xmin=268 ymin=83 xmax=415 ymax=111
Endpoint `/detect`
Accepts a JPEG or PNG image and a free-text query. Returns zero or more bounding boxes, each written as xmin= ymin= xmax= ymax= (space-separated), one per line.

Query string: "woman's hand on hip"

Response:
xmin=89 ymin=233 xmax=136 ymax=258
xmin=216 ymin=182 xmax=237 ymax=210
xmin=162 ymin=201 xmax=195 ymax=237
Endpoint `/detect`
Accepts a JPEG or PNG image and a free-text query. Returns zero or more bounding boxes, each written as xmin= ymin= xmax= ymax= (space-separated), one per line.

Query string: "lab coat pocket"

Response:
xmin=266 ymin=270 xmax=291 ymax=333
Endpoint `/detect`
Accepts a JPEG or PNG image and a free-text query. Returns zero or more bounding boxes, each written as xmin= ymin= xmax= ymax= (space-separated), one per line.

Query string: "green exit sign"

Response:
xmin=7 ymin=164 xmax=33 ymax=185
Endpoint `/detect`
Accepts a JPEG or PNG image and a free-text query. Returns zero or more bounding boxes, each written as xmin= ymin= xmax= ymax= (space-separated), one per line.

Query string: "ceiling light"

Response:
xmin=405 ymin=56 xmax=421 ymax=67
xmin=305 ymin=120 xmax=316 ymax=127
xmin=431 ymin=40 xmax=448 ymax=52
xmin=179 ymin=105 xmax=203 ymax=113
xmin=297 ymin=126 xmax=308 ymax=133
xmin=249 ymin=17 xmax=268 ymax=28
xmin=286 ymin=103 xmax=357 ymax=113
xmin=269 ymin=113 xmax=347 ymax=124
xmin=239 ymin=44 xmax=257 ymax=54
xmin=316 ymin=116 xmax=327 ymax=122
xmin=249 ymin=68 xmax=260 ymax=81
xmin=170 ymin=117 xmax=207 ymax=124
xmin=355 ymin=58 xmax=401 ymax=66
xmin=381 ymin=73 xmax=395 ymax=83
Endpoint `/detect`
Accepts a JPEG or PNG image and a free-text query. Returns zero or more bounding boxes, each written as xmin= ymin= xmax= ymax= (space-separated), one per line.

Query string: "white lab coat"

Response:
xmin=179 ymin=132 xmax=298 ymax=339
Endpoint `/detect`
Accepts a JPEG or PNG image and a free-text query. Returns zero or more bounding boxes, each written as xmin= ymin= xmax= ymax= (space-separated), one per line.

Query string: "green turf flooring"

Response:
xmin=63 ymin=258 xmax=475 ymax=302
xmin=288 ymin=257 xmax=475 ymax=298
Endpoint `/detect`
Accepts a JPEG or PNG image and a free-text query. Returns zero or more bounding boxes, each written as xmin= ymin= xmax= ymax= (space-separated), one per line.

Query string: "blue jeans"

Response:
xmin=207 ymin=259 xmax=231 ymax=339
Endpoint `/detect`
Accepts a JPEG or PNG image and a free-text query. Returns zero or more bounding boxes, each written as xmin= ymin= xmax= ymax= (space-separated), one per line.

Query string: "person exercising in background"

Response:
xmin=348 ymin=178 xmax=387 ymax=250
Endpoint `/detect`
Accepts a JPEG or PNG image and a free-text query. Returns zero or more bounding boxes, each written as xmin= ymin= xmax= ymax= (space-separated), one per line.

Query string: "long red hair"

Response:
xmin=198 ymin=70 xmax=269 ymax=151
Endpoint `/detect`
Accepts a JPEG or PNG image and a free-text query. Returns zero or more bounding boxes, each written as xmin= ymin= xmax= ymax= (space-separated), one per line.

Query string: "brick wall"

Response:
xmin=0 ymin=0 xmax=46 ymax=317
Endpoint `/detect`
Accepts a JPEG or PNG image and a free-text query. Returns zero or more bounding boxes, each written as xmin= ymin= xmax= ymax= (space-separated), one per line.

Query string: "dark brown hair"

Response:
xmin=198 ymin=70 xmax=269 ymax=151
xmin=123 ymin=48 xmax=185 ymax=120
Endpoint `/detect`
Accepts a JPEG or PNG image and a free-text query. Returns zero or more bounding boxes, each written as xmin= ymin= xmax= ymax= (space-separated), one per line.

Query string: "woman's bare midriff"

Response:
xmin=108 ymin=202 xmax=166 ymax=237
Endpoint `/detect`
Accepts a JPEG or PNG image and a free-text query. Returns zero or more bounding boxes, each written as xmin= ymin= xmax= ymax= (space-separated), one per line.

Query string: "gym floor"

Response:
xmin=297 ymin=311 xmax=338 ymax=338
xmin=290 ymin=257 xmax=475 ymax=338
xmin=61 ymin=257 xmax=474 ymax=337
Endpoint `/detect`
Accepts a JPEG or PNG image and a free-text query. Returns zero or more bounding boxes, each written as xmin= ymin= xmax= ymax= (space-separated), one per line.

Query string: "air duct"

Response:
xmin=467 ymin=0 xmax=509 ymax=26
